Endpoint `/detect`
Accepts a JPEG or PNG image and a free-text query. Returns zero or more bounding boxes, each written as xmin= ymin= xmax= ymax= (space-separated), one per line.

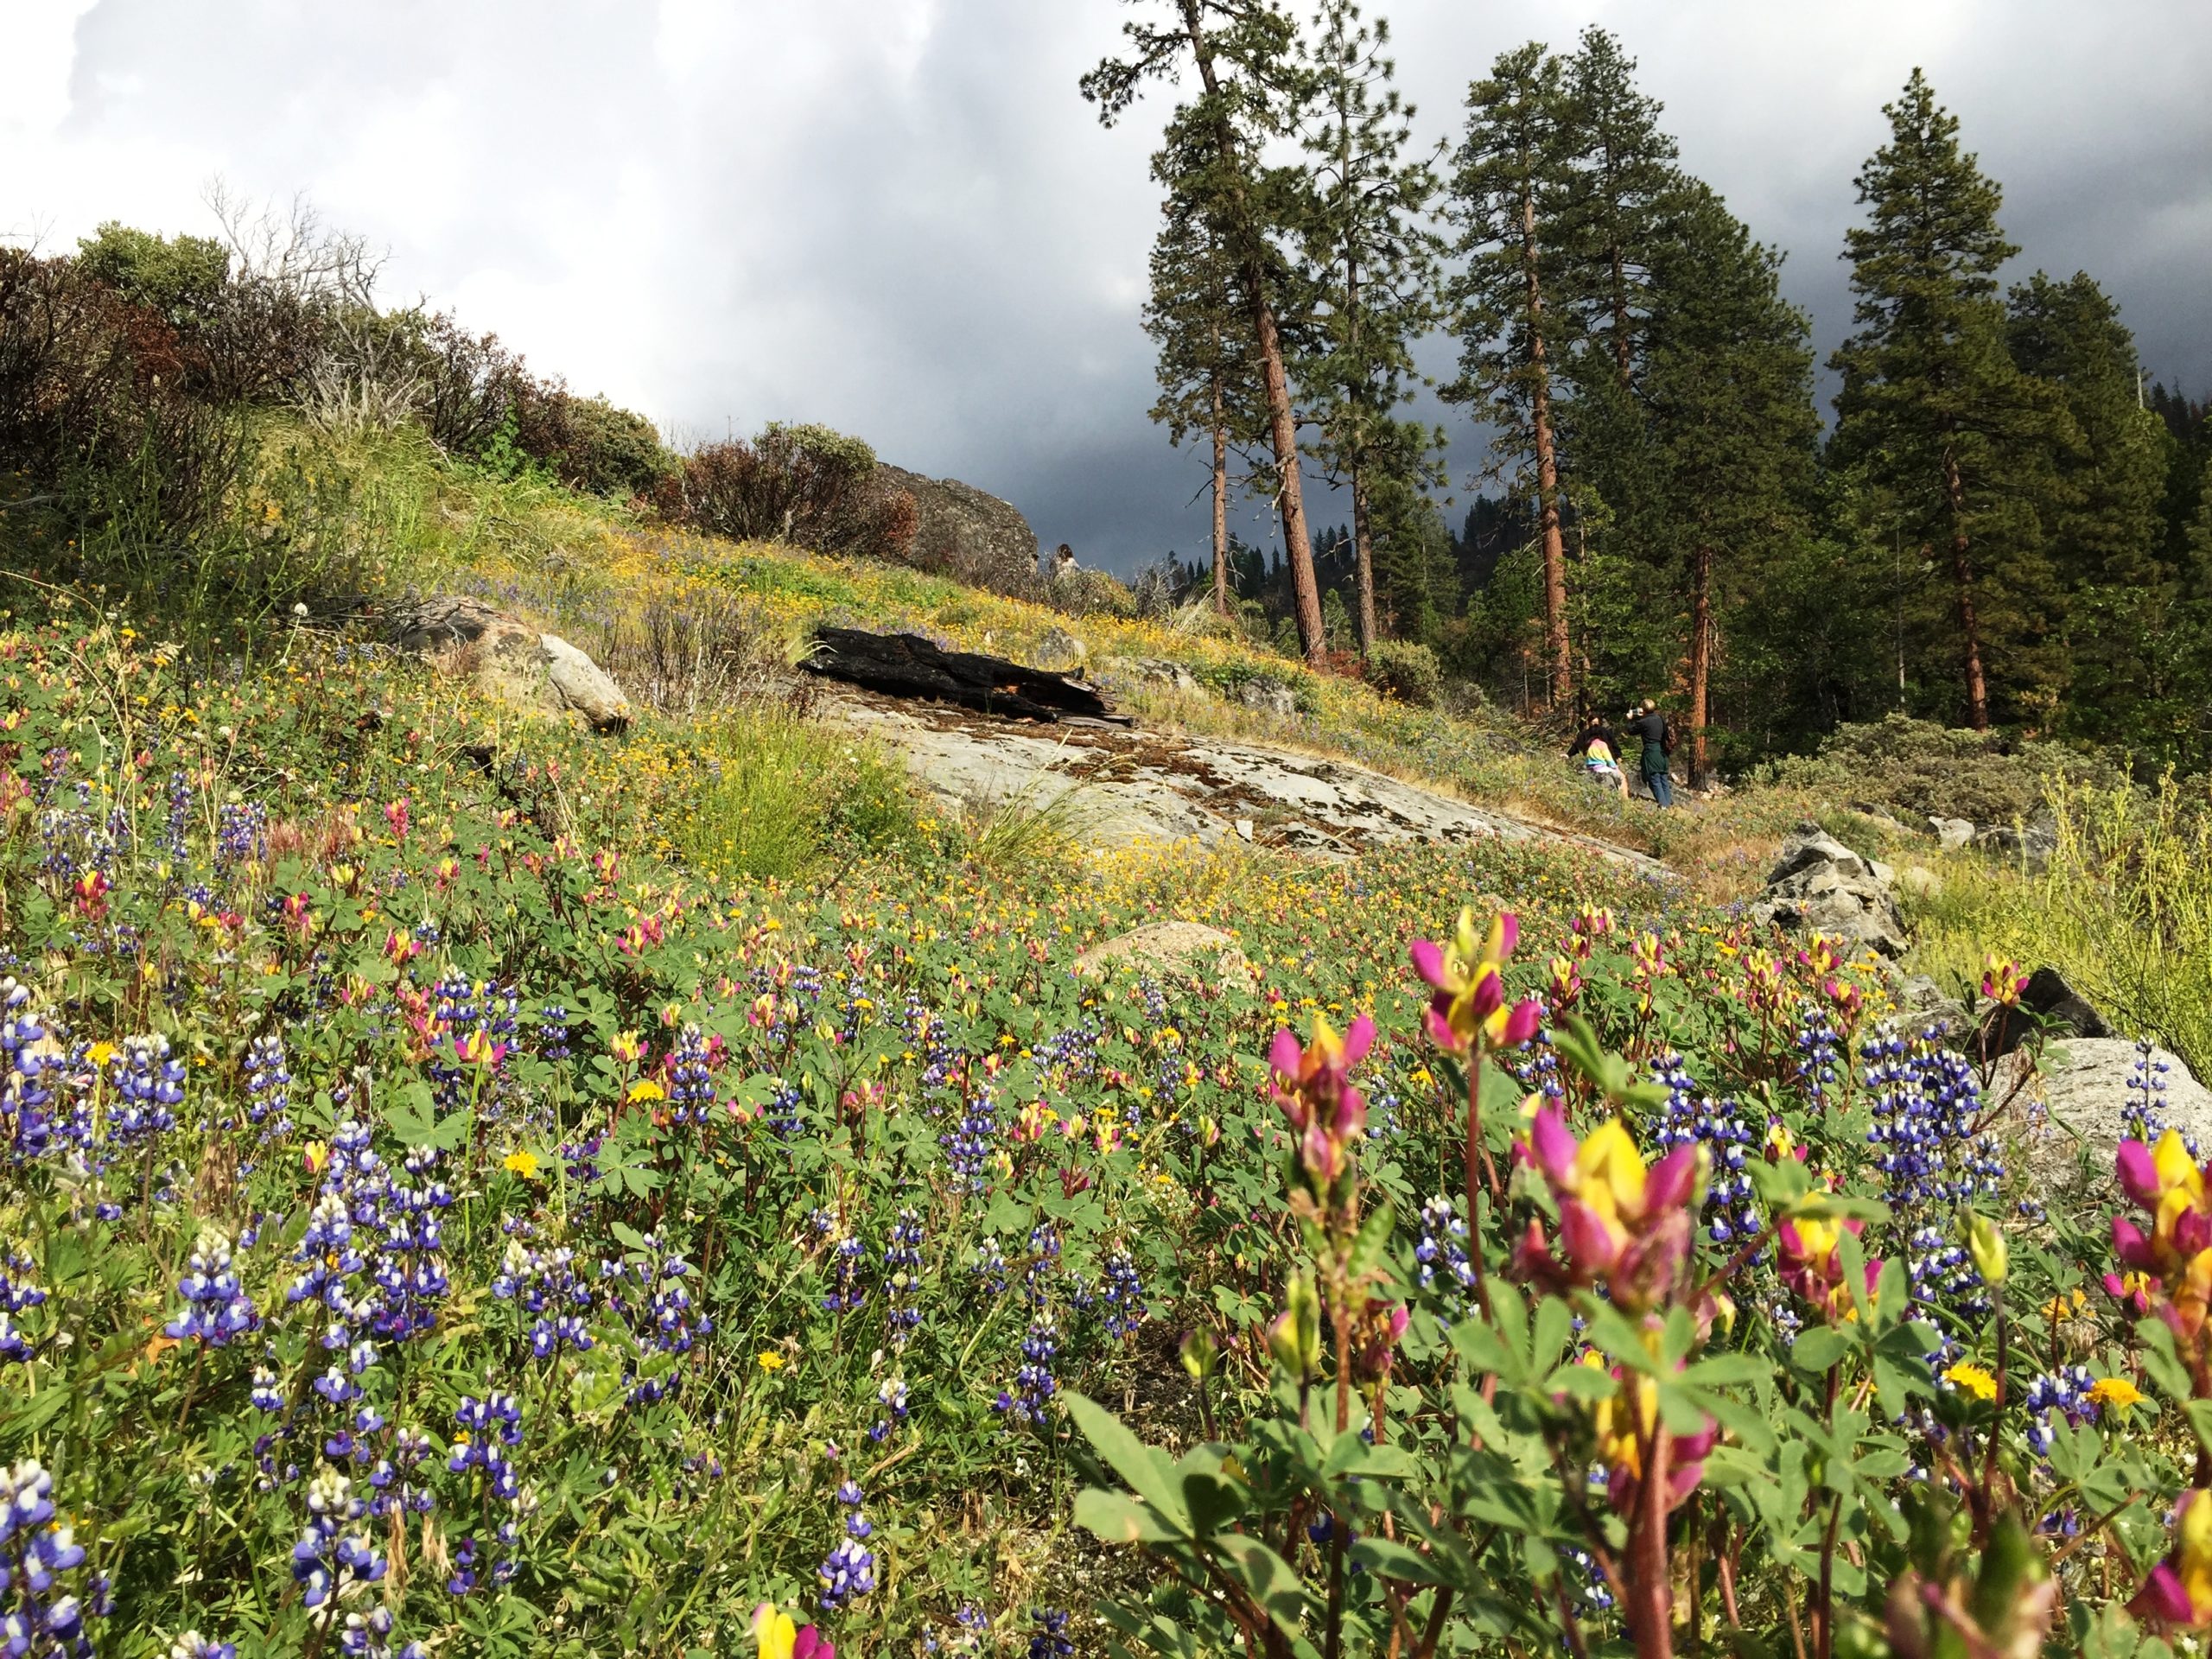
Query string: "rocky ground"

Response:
xmin=826 ymin=689 xmax=1672 ymax=879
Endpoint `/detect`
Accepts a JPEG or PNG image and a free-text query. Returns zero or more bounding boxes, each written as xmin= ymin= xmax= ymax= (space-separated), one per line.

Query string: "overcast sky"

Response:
xmin=4 ymin=0 xmax=2207 ymax=573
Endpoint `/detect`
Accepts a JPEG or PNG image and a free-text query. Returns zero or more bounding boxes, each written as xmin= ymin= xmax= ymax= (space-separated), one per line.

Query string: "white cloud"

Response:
xmin=3 ymin=0 xmax=2206 ymax=569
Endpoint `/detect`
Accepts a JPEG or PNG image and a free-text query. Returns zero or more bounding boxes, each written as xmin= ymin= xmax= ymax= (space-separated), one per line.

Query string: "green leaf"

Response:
xmin=1211 ymin=1533 xmax=1307 ymax=1635
xmin=1350 ymin=1536 xmax=1452 ymax=1586
xmin=2139 ymin=1318 xmax=2193 ymax=1402
xmin=1063 ymin=1392 xmax=1191 ymax=1535
xmin=1347 ymin=1200 xmax=1395 ymax=1279
xmin=1074 ymin=1487 xmax=1182 ymax=1546
xmin=1790 ymin=1327 xmax=1853 ymax=1375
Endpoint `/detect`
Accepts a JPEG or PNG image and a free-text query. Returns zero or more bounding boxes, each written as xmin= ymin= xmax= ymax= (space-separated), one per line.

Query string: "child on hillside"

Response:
xmin=1567 ymin=715 xmax=1629 ymax=801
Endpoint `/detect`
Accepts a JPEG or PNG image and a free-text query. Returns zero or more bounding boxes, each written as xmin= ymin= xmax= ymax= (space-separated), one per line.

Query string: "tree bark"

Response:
xmin=1351 ymin=461 xmax=1377 ymax=656
xmin=1522 ymin=188 xmax=1573 ymax=710
xmin=1942 ymin=443 xmax=1990 ymax=730
xmin=1184 ymin=0 xmax=1325 ymax=665
xmin=1211 ymin=374 xmax=1231 ymax=616
xmin=1345 ymin=233 xmax=1376 ymax=657
xmin=1688 ymin=539 xmax=1713 ymax=787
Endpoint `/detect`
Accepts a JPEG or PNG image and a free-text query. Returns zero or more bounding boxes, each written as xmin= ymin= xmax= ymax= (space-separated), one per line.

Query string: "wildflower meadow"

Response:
xmin=0 ymin=605 xmax=2199 ymax=1659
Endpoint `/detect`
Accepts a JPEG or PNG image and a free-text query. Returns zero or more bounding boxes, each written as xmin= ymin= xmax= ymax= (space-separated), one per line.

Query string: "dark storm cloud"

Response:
xmin=4 ymin=0 xmax=2206 ymax=575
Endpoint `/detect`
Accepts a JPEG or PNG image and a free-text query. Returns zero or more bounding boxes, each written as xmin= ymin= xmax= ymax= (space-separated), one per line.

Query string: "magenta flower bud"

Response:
xmin=2118 ymin=1139 xmax=2161 ymax=1210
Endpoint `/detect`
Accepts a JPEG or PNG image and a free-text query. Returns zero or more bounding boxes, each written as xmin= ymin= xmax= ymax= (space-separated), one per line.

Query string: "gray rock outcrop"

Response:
xmin=1239 ymin=677 xmax=1297 ymax=719
xmin=1747 ymin=825 xmax=1910 ymax=957
xmin=1111 ymin=658 xmax=1205 ymax=696
xmin=385 ymin=594 xmax=631 ymax=732
xmin=1975 ymin=810 xmax=2058 ymax=871
xmin=1028 ymin=627 xmax=1088 ymax=674
xmin=1074 ymin=922 xmax=1249 ymax=982
xmin=877 ymin=465 xmax=1044 ymax=599
xmin=2004 ymin=1037 xmax=2212 ymax=1198
xmin=830 ymin=695 xmax=1669 ymax=874
xmin=1929 ymin=817 xmax=1975 ymax=850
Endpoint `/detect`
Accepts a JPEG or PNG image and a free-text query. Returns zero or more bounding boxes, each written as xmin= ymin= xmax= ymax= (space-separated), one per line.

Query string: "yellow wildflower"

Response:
xmin=502 ymin=1151 xmax=541 ymax=1180
xmin=757 ymin=1351 xmax=786 ymax=1373
xmin=2088 ymin=1376 xmax=2145 ymax=1410
xmin=1943 ymin=1362 xmax=1998 ymax=1402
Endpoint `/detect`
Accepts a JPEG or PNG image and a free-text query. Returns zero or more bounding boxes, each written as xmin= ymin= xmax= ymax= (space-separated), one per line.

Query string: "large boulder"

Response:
xmin=385 ymin=594 xmax=631 ymax=732
xmin=876 ymin=465 xmax=1045 ymax=599
xmin=2003 ymin=1037 xmax=2212 ymax=1198
xmin=1239 ymin=677 xmax=1298 ymax=719
xmin=1975 ymin=810 xmax=2059 ymax=871
xmin=1747 ymin=824 xmax=1910 ymax=957
xmin=1929 ymin=816 xmax=1976 ymax=851
xmin=1074 ymin=921 xmax=1248 ymax=982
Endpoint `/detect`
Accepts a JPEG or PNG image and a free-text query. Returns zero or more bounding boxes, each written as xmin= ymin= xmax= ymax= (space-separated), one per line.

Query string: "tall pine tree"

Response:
xmin=1144 ymin=117 xmax=1272 ymax=616
xmin=1446 ymin=43 xmax=1580 ymax=710
xmin=1641 ymin=184 xmax=1820 ymax=783
xmin=2007 ymin=270 xmax=2175 ymax=745
xmin=1085 ymin=0 xmax=1332 ymax=663
xmin=1560 ymin=28 xmax=1677 ymax=389
xmin=1831 ymin=69 xmax=2066 ymax=731
xmin=1297 ymin=0 xmax=1443 ymax=655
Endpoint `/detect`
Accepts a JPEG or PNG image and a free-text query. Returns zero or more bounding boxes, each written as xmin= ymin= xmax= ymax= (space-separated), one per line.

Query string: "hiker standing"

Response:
xmin=1626 ymin=698 xmax=1675 ymax=808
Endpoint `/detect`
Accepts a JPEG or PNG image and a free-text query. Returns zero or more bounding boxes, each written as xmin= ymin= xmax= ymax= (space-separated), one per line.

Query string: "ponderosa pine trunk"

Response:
xmin=1211 ymin=378 xmax=1231 ymax=616
xmin=1688 ymin=538 xmax=1713 ymax=786
xmin=1522 ymin=194 xmax=1574 ymax=708
xmin=1520 ymin=189 xmax=1573 ymax=709
xmin=1345 ymin=248 xmax=1376 ymax=656
xmin=1942 ymin=442 xmax=1991 ymax=730
xmin=1351 ymin=462 xmax=1376 ymax=656
xmin=1184 ymin=0 xmax=1325 ymax=664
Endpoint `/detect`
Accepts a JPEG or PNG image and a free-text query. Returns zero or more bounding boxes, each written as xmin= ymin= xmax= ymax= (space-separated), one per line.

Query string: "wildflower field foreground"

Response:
xmin=0 ymin=607 xmax=2200 ymax=1659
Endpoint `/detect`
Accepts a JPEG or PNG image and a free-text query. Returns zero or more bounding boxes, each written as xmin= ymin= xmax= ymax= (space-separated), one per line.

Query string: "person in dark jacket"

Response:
xmin=1626 ymin=698 xmax=1674 ymax=807
xmin=1567 ymin=716 xmax=1628 ymax=799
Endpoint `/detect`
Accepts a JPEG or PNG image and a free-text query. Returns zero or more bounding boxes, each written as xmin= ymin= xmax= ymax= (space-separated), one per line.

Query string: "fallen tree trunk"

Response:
xmin=802 ymin=627 xmax=1126 ymax=724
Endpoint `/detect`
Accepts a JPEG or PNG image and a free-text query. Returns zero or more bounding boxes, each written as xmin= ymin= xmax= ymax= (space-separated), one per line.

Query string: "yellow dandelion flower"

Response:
xmin=1943 ymin=1362 xmax=1998 ymax=1402
xmin=502 ymin=1150 xmax=541 ymax=1180
xmin=2088 ymin=1376 xmax=2145 ymax=1409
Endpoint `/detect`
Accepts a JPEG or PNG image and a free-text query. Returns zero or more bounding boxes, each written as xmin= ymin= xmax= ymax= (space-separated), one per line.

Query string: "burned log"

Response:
xmin=802 ymin=627 xmax=1128 ymax=725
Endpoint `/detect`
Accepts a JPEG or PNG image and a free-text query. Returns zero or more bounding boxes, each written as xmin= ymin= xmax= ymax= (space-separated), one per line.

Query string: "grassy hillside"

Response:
xmin=3 ymin=417 xmax=2207 ymax=1658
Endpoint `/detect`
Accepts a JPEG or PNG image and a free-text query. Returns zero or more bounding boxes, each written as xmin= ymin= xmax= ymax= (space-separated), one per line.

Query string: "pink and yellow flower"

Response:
xmin=2107 ymin=1130 xmax=2212 ymax=1342
xmin=1268 ymin=1013 xmax=1375 ymax=1185
xmin=1775 ymin=1213 xmax=1882 ymax=1324
xmin=1409 ymin=908 xmax=1541 ymax=1055
xmin=2132 ymin=1490 xmax=2212 ymax=1628
xmin=1513 ymin=1106 xmax=1703 ymax=1314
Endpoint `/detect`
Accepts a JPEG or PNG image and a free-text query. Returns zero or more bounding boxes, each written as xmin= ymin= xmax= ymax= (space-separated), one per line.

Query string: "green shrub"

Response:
xmin=1366 ymin=637 xmax=1442 ymax=706
xmin=512 ymin=382 xmax=676 ymax=498
xmin=1758 ymin=711 xmax=2126 ymax=825
xmin=674 ymin=711 xmax=921 ymax=880
xmin=1910 ymin=772 xmax=2212 ymax=1074
xmin=650 ymin=423 xmax=917 ymax=563
xmin=1046 ymin=565 xmax=1136 ymax=620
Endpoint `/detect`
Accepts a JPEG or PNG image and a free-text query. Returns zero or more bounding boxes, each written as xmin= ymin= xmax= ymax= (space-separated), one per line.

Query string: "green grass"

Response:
xmin=673 ymin=709 xmax=925 ymax=882
xmin=1904 ymin=773 xmax=2212 ymax=1073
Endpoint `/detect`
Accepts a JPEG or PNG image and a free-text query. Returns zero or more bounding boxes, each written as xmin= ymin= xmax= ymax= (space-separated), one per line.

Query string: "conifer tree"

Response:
xmin=1641 ymin=184 xmax=1819 ymax=783
xmin=1560 ymin=28 xmax=1678 ymax=388
xmin=1446 ymin=42 xmax=1580 ymax=710
xmin=1144 ymin=118 xmax=1270 ymax=616
xmin=1085 ymin=0 xmax=1332 ymax=664
xmin=1831 ymin=69 xmax=2066 ymax=731
xmin=1297 ymin=0 xmax=1443 ymax=654
xmin=2006 ymin=270 xmax=2173 ymax=743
